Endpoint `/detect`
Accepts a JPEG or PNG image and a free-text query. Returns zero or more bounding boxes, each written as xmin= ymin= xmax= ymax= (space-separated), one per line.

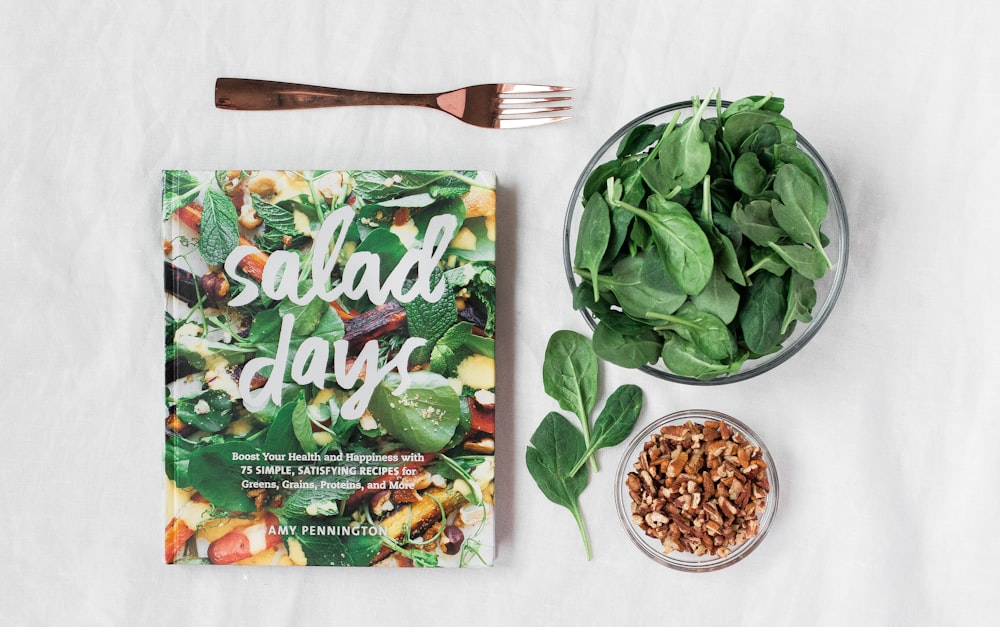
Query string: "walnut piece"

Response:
xmin=626 ymin=419 xmax=771 ymax=559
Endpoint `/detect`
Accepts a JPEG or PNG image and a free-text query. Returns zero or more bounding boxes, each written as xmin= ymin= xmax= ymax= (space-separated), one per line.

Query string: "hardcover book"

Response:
xmin=163 ymin=170 xmax=496 ymax=567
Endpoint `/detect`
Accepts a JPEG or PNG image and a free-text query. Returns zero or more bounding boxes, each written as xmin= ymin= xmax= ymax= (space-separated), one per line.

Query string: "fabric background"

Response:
xmin=2 ymin=1 xmax=998 ymax=624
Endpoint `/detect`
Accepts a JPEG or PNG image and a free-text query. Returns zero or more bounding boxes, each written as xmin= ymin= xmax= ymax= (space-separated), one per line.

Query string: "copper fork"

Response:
xmin=215 ymin=78 xmax=572 ymax=129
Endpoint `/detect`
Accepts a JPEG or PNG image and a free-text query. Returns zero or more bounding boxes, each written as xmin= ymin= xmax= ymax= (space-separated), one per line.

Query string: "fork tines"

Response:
xmin=496 ymin=84 xmax=573 ymax=128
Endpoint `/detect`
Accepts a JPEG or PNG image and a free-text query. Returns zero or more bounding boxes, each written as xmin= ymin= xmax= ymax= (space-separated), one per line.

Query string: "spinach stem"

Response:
xmin=642 ymin=110 xmax=682 ymax=164
xmin=569 ymin=443 xmax=597 ymax=476
xmin=701 ymin=174 xmax=712 ymax=224
xmin=574 ymin=409 xmax=599 ymax=473
xmin=570 ymin=503 xmax=593 ymax=561
xmin=645 ymin=311 xmax=704 ymax=331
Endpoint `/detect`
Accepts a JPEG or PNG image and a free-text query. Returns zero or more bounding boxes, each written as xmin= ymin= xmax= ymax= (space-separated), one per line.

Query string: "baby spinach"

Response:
xmin=525 ymin=412 xmax=591 ymax=560
xmin=529 ymin=332 xmax=645 ymax=559
xmin=772 ymin=163 xmax=832 ymax=269
xmin=542 ymin=330 xmax=598 ymax=458
xmin=574 ymin=192 xmax=612 ymax=300
xmin=613 ymin=195 xmax=714 ymax=295
xmin=175 ymin=388 xmax=234 ymax=433
xmin=576 ymin=251 xmax=687 ymax=320
xmin=739 ymin=272 xmax=788 ymax=355
xmin=591 ymin=319 xmax=662 ymax=369
xmin=572 ymin=92 xmax=837 ymax=378
xmin=640 ymin=94 xmax=714 ymax=195
xmin=368 ymin=371 xmax=462 ymax=453
xmin=782 ymin=271 xmax=817 ymax=334
xmin=660 ymin=333 xmax=746 ymax=380
xmin=188 ymin=441 xmax=262 ymax=512
xmin=732 ymin=199 xmax=786 ymax=246
xmin=569 ymin=384 xmax=643 ymax=475
xmin=767 ymin=241 xmax=828 ymax=280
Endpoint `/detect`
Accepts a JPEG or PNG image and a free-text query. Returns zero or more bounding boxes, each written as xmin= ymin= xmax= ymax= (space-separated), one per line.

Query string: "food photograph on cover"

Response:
xmin=164 ymin=170 xmax=497 ymax=566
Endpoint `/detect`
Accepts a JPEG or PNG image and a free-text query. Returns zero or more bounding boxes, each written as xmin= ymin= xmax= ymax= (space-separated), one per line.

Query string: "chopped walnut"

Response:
xmin=626 ymin=419 xmax=771 ymax=558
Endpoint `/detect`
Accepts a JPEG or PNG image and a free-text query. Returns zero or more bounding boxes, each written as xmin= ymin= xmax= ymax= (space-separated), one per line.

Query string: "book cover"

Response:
xmin=163 ymin=170 xmax=496 ymax=567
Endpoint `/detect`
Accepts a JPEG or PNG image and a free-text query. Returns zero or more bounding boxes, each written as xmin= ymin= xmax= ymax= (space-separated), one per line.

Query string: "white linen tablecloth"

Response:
xmin=2 ymin=1 xmax=998 ymax=624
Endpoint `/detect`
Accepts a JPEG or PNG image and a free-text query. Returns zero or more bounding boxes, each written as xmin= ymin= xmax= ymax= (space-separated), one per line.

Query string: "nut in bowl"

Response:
xmin=615 ymin=410 xmax=779 ymax=571
xmin=563 ymin=95 xmax=849 ymax=384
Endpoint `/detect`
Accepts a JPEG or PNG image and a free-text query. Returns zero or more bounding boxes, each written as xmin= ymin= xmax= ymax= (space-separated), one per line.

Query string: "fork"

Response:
xmin=215 ymin=78 xmax=572 ymax=129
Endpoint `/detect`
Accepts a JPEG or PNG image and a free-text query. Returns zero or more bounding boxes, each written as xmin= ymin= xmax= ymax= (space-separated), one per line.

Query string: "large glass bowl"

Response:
xmin=615 ymin=409 xmax=779 ymax=572
xmin=563 ymin=100 xmax=849 ymax=384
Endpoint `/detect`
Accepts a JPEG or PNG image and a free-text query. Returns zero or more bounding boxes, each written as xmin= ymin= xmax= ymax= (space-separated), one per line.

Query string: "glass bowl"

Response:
xmin=563 ymin=99 xmax=849 ymax=384
xmin=615 ymin=409 xmax=779 ymax=571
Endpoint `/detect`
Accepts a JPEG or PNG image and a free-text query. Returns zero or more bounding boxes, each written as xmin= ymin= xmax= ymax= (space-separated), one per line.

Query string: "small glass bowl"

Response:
xmin=615 ymin=409 xmax=779 ymax=571
xmin=563 ymin=100 xmax=849 ymax=384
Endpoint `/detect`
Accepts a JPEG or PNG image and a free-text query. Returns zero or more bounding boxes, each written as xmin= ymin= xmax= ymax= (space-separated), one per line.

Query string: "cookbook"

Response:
xmin=164 ymin=170 xmax=496 ymax=567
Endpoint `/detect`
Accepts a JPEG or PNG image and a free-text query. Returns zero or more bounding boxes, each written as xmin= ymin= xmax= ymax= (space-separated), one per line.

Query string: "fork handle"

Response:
xmin=215 ymin=78 xmax=437 ymax=111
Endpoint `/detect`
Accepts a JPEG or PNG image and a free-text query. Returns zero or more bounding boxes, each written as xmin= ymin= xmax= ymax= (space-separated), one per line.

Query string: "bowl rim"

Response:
xmin=562 ymin=99 xmax=850 ymax=384
xmin=614 ymin=408 xmax=780 ymax=571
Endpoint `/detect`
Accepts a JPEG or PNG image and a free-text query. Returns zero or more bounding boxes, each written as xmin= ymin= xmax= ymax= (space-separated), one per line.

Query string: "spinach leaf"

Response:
xmin=746 ymin=246 xmax=790 ymax=278
xmin=290 ymin=393 xmax=319 ymax=453
xmin=771 ymin=164 xmax=832 ymax=268
xmin=617 ymin=123 xmax=665 ymax=158
xmin=774 ymin=144 xmax=828 ymax=203
xmin=767 ymin=241 xmax=829 ymax=280
xmin=739 ymin=272 xmax=788 ymax=355
xmin=659 ymin=334 xmax=745 ymax=380
xmin=542 ymin=330 xmax=598 ymax=436
xmin=574 ymin=192 xmax=612 ymax=300
xmin=722 ymin=110 xmax=792 ymax=150
xmin=252 ymin=306 xmax=344 ymax=362
xmin=570 ymin=384 xmax=643 ymax=475
xmin=615 ymin=195 xmax=714 ymax=295
xmin=732 ymin=199 xmax=786 ymax=247
xmin=188 ymin=441 xmax=262 ymax=512
xmin=525 ymin=412 xmax=591 ymax=560
xmin=578 ymin=251 xmax=687 ymax=320
xmin=692 ymin=265 xmax=741 ymax=324
xmin=651 ymin=302 xmax=736 ymax=362
xmin=165 ymin=435 xmax=193 ymax=487
xmin=640 ymin=96 xmax=713 ymax=196
xmin=592 ymin=320 xmax=662 ymax=369
xmin=702 ymin=220 xmax=746 ymax=287
xmin=278 ymin=283 xmax=328 ymax=336
xmin=198 ymin=187 xmax=240 ymax=265
xmin=368 ymin=371 xmax=461 ymax=453
xmin=264 ymin=399 xmax=306 ymax=455
xmin=354 ymin=228 xmax=407 ymax=285
xmin=782 ymin=271 xmax=817 ymax=334
xmin=733 ymin=151 xmax=769 ymax=196
xmin=175 ymin=388 xmax=234 ymax=433
xmin=583 ymin=159 xmax=621 ymax=200
xmin=722 ymin=95 xmax=785 ymax=120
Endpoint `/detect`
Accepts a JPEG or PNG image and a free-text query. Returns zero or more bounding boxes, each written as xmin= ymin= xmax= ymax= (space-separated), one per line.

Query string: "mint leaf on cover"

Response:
xmin=198 ymin=187 xmax=240 ymax=264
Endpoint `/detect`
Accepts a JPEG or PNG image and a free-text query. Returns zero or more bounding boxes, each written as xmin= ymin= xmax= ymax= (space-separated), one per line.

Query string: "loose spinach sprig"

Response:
xmin=526 ymin=330 xmax=643 ymax=560
xmin=573 ymin=92 xmax=834 ymax=379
